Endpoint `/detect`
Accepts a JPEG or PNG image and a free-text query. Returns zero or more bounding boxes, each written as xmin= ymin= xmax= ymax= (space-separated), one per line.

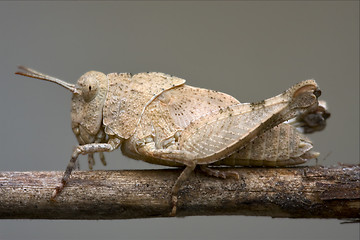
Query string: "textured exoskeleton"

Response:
xmin=16 ymin=66 xmax=329 ymax=216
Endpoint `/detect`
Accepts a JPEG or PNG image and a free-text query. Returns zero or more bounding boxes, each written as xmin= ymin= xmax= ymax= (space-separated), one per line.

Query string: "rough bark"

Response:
xmin=0 ymin=165 xmax=359 ymax=219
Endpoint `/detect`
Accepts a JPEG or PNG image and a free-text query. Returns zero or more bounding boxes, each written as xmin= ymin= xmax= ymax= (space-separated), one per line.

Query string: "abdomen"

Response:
xmin=213 ymin=123 xmax=319 ymax=167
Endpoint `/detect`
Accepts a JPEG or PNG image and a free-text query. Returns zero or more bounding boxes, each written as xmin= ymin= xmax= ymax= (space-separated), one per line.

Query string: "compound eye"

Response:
xmin=82 ymin=77 xmax=99 ymax=102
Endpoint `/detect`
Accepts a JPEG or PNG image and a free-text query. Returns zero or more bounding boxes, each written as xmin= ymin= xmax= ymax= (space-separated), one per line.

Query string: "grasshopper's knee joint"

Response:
xmin=72 ymin=146 xmax=83 ymax=159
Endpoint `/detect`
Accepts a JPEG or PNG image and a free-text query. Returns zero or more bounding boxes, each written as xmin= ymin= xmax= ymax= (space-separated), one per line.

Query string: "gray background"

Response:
xmin=0 ymin=1 xmax=358 ymax=240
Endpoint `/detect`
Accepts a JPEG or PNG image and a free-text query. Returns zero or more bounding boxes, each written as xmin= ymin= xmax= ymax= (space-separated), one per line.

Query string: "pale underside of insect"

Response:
xmin=16 ymin=66 xmax=329 ymax=216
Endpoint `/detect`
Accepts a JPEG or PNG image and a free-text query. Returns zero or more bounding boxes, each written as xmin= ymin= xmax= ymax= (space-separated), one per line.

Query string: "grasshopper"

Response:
xmin=16 ymin=66 xmax=329 ymax=215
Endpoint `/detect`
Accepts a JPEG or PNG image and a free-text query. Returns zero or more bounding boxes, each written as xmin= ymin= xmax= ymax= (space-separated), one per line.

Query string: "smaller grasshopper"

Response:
xmin=16 ymin=66 xmax=329 ymax=215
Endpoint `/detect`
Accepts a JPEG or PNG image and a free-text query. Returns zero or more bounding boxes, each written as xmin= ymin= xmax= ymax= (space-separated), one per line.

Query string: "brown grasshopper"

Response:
xmin=16 ymin=66 xmax=329 ymax=216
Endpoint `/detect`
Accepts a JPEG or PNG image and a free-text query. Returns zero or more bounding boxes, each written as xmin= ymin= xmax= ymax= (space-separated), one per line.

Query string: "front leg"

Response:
xmin=51 ymin=137 xmax=122 ymax=200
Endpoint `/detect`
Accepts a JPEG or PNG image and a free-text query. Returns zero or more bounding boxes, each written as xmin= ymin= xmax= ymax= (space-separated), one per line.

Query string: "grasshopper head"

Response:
xmin=15 ymin=66 xmax=108 ymax=145
xmin=71 ymin=71 xmax=108 ymax=145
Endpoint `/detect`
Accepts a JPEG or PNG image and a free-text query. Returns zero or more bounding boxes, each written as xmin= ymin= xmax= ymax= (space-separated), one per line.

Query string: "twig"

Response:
xmin=0 ymin=165 xmax=359 ymax=219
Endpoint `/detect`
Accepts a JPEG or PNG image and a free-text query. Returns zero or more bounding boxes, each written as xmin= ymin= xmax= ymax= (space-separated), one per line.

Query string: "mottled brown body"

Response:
xmin=16 ymin=66 xmax=328 ymax=216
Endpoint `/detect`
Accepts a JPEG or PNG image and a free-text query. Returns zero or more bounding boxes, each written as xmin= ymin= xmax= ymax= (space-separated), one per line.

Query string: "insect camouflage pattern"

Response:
xmin=16 ymin=66 xmax=330 ymax=216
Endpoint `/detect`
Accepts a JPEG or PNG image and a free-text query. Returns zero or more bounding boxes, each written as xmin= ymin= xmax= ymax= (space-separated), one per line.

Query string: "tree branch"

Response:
xmin=0 ymin=165 xmax=359 ymax=219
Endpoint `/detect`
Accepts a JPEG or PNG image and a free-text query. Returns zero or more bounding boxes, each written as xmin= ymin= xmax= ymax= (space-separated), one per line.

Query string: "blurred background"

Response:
xmin=0 ymin=1 xmax=358 ymax=240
